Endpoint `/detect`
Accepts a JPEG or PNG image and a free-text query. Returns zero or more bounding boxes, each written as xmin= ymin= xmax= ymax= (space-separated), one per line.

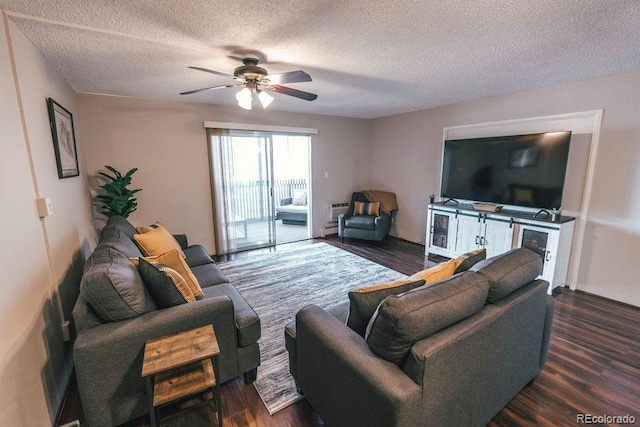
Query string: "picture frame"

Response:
xmin=47 ymin=98 xmax=79 ymax=178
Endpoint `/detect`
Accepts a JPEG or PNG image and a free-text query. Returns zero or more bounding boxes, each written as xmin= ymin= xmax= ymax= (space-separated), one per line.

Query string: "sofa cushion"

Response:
xmin=346 ymin=278 xmax=426 ymax=336
xmin=354 ymin=201 xmax=380 ymax=216
xmin=133 ymin=249 xmax=204 ymax=299
xmin=470 ymin=247 xmax=542 ymax=303
xmin=138 ymin=258 xmax=195 ymax=308
xmin=133 ymin=222 xmax=186 ymax=258
xmin=202 ymin=283 xmax=261 ymax=347
xmin=99 ymin=226 xmax=144 ymax=258
xmin=408 ymin=259 xmax=458 ymax=284
xmin=366 ymin=271 xmax=489 ymax=365
xmin=344 ymin=215 xmax=377 ymax=230
xmin=190 ymin=263 xmax=230 ymax=288
xmin=82 ymin=247 xmax=157 ymax=322
xmin=103 ymin=215 xmax=138 ymax=239
xmin=454 ymin=248 xmax=487 ymax=274
xmin=183 ymin=244 xmax=215 ymax=268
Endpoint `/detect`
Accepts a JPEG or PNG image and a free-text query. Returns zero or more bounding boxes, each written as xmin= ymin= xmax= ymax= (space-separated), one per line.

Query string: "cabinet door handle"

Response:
xmin=475 ymin=235 xmax=480 ymax=245
xmin=545 ymin=251 xmax=552 ymax=261
xmin=480 ymin=236 xmax=485 ymax=246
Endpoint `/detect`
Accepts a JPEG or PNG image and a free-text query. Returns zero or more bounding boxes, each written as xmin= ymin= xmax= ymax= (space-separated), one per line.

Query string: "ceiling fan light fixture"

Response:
xmin=257 ymin=90 xmax=274 ymax=108
xmin=236 ymin=87 xmax=253 ymax=110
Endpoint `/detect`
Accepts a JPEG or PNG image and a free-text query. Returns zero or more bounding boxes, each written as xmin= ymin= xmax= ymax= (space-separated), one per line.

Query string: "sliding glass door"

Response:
xmin=210 ymin=130 xmax=276 ymax=253
xmin=210 ymin=129 xmax=312 ymax=254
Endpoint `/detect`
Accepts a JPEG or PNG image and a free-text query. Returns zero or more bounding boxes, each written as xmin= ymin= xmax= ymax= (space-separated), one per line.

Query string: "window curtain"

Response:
xmin=208 ymin=128 xmax=240 ymax=254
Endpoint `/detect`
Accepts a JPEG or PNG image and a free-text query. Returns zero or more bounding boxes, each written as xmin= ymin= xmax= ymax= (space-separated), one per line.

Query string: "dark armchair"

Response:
xmin=338 ymin=192 xmax=393 ymax=243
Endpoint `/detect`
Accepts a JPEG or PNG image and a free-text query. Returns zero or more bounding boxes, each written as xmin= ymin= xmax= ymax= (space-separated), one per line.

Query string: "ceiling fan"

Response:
xmin=180 ymin=56 xmax=318 ymax=110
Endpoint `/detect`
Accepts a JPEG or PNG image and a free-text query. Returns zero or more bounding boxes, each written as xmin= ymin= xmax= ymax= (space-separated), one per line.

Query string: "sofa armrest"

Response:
xmin=173 ymin=233 xmax=189 ymax=249
xmin=74 ymin=296 xmax=237 ymax=427
xmin=374 ymin=213 xmax=392 ymax=239
xmin=296 ymin=305 xmax=422 ymax=427
xmin=337 ymin=213 xmax=347 ymax=235
xmin=280 ymin=197 xmax=292 ymax=206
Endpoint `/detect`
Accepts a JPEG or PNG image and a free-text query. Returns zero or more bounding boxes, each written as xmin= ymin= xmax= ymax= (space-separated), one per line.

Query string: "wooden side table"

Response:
xmin=142 ymin=325 xmax=222 ymax=426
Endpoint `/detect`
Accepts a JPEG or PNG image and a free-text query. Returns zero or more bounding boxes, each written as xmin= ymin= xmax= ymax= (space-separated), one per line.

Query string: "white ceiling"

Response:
xmin=2 ymin=0 xmax=640 ymax=119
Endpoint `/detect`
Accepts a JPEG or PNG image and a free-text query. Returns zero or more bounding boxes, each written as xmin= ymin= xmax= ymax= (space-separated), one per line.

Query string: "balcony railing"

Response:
xmin=229 ymin=178 xmax=307 ymax=221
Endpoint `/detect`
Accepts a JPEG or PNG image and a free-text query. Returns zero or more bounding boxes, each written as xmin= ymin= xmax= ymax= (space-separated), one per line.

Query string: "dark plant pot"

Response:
xmin=552 ymin=213 xmax=561 ymax=222
xmin=429 ymin=197 xmax=435 ymax=204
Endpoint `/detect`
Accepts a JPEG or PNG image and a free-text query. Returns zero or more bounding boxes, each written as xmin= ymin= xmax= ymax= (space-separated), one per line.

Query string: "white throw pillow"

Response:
xmin=293 ymin=190 xmax=307 ymax=206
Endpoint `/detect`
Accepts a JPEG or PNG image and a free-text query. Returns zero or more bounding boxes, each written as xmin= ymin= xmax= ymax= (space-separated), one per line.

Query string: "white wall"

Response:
xmin=371 ymin=70 xmax=640 ymax=307
xmin=0 ymin=14 xmax=95 ymax=425
xmin=76 ymin=95 xmax=372 ymax=253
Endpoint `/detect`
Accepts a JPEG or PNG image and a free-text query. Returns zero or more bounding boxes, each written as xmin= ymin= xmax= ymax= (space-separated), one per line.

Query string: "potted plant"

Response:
xmin=551 ymin=207 xmax=562 ymax=222
xmin=97 ymin=165 xmax=141 ymax=218
xmin=429 ymin=193 xmax=436 ymax=204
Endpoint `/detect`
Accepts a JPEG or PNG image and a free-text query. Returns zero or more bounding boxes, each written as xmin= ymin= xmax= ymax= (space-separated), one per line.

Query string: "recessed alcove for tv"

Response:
xmin=440 ymin=131 xmax=572 ymax=209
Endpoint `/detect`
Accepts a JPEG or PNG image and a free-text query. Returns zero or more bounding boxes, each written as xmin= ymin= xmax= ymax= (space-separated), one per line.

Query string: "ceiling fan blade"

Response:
xmin=188 ymin=66 xmax=244 ymax=81
xmin=180 ymin=84 xmax=241 ymax=95
xmin=266 ymin=85 xmax=318 ymax=101
xmin=264 ymin=70 xmax=312 ymax=84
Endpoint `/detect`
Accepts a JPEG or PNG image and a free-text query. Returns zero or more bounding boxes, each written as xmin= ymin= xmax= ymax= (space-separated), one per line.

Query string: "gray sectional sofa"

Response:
xmin=71 ymin=216 xmax=261 ymax=427
xmin=286 ymin=248 xmax=554 ymax=427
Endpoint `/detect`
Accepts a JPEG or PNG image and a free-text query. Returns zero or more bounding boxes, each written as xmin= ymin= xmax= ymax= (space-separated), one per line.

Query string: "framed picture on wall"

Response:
xmin=47 ymin=98 xmax=79 ymax=178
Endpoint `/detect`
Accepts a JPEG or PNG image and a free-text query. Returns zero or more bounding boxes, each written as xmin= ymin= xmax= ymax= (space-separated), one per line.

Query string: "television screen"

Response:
xmin=441 ymin=131 xmax=571 ymax=209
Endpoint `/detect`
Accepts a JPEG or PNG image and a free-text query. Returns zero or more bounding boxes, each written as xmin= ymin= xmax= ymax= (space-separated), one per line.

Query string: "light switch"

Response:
xmin=36 ymin=197 xmax=53 ymax=217
xmin=324 ymin=171 xmax=329 ymax=178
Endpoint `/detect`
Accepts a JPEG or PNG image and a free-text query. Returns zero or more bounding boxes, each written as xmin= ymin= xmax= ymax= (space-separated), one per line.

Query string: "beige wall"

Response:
xmin=0 ymin=15 xmax=95 ymax=425
xmin=76 ymin=95 xmax=372 ymax=253
xmin=371 ymin=70 xmax=640 ymax=307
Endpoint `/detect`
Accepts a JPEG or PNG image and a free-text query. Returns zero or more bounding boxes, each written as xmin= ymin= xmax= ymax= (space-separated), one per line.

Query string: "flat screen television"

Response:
xmin=440 ymin=131 xmax=572 ymax=209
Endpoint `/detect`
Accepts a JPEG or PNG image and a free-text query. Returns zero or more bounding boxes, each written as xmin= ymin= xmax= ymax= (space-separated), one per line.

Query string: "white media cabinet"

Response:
xmin=426 ymin=203 xmax=575 ymax=294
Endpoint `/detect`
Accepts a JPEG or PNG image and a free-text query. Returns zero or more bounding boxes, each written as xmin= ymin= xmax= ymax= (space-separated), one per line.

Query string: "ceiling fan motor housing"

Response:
xmin=234 ymin=57 xmax=268 ymax=81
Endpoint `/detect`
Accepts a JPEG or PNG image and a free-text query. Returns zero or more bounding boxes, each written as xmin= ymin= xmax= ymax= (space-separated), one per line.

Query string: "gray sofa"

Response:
xmin=71 ymin=216 xmax=261 ymax=427
xmin=286 ymin=248 xmax=554 ymax=427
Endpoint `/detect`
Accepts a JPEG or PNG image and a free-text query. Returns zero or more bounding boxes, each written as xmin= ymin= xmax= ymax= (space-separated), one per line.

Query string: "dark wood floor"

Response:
xmin=59 ymin=236 xmax=640 ymax=426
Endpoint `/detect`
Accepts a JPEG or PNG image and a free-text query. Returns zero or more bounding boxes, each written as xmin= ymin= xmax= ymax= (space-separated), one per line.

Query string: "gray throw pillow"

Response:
xmin=82 ymin=247 xmax=157 ymax=322
xmin=471 ymin=247 xmax=542 ymax=303
xmin=346 ymin=279 xmax=426 ymax=336
xmin=138 ymin=259 xmax=195 ymax=308
xmin=103 ymin=215 xmax=138 ymax=239
xmin=454 ymin=248 xmax=487 ymax=274
xmin=366 ymin=271 xmax=489 ymax=365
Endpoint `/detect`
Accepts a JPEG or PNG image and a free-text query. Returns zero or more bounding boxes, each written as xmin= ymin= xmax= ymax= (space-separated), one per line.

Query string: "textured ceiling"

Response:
xmin=2 ymin=0 xmax=640 ymax=118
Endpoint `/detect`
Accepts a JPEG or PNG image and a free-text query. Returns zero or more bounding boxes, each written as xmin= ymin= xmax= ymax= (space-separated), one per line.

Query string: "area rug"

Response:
xmin=217 ymin=242 xmax=406 ymax=415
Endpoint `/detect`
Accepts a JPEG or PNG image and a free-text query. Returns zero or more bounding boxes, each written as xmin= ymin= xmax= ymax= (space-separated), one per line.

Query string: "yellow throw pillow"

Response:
xmin=133 ymin=222 xmax=186 ymax=258
xmin=132 ymin=249 xmax=203 ymax=299
xmin=408 ymin=259 xmax=458 ymax=284
xmin=353 ymin=201 xmax=381 ymax=216
xmin=354 ymin=278 xmax=421 ymax=293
